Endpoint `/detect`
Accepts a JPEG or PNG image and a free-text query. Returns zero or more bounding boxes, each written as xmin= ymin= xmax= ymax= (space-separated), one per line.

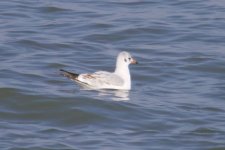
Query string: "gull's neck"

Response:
xmin=114 ymin=62 xmax=131 ymax=89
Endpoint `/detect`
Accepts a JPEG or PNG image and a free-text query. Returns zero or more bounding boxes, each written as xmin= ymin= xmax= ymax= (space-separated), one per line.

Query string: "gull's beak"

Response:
xmin=131 ymin=58 xmax=138 ymax=64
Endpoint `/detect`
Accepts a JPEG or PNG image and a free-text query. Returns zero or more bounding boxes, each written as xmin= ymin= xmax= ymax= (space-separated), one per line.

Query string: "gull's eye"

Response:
xmin=128 ymin=58 xmax=131 ymax=61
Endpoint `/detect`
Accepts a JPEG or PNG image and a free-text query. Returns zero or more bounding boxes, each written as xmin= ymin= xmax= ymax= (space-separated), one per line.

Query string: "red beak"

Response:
xmin=131 ymin=58 xmax=138 ymax=64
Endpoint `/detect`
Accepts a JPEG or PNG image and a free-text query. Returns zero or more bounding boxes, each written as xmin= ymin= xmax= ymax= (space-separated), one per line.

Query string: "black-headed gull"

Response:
xmin=60 ymin=51 xmax=137 ymax=90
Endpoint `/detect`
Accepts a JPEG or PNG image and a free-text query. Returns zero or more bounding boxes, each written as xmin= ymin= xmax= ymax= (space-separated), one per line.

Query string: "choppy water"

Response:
xmin=1 ymin=0 xmax=225 ymax=149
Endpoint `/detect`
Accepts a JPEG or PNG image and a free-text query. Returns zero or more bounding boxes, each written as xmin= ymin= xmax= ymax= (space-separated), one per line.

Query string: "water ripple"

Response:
xmin=1 ymin=0 xmax=225 ymax=149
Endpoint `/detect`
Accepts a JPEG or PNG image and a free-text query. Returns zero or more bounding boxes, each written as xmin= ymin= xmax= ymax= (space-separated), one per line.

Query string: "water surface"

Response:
xmin=1 ymin=0 xmax=225 ymax=149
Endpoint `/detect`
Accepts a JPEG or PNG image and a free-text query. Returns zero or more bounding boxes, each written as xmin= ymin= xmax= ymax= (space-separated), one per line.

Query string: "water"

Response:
xmin=1 ymin=0 xmax=225 ymax=149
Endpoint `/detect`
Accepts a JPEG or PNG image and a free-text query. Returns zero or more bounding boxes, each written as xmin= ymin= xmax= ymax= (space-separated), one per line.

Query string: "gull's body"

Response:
xmin=60 ymin=51 xmax=137 ymax=90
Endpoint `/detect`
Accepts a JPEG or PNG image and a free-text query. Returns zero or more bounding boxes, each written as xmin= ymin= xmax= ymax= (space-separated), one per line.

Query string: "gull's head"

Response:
xmin=117 ymin=51 xmax=138 ymax=66
xmin=115 ymin=51 xmax=137 ymax=89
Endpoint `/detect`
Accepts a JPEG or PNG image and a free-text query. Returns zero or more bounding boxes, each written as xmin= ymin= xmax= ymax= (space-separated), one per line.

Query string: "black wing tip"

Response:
xmin=59 ymin=69 xmax=68 ymax=75
xmin=59 ymin=69 xmax=79 ymax=80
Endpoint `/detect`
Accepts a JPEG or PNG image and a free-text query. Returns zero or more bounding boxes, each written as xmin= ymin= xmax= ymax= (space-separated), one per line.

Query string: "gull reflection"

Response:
xmin=80 ymin=86 xmax=130 ymax=101
xmin=98 ymin=90 xmax=130 ymax=101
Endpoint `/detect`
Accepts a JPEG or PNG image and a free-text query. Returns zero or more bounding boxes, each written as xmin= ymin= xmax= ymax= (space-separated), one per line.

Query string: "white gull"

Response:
xmin=60 ymin=51 xmax=138 ymax=90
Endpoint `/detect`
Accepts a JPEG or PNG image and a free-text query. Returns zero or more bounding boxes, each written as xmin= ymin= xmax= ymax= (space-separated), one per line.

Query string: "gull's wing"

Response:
xmin=78 ymin=71 xmax=124 ymax=89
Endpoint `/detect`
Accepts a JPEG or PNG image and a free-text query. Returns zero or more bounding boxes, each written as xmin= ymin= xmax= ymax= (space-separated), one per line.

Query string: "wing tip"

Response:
xmin=60 ymin=69 xmax=79 ymax=80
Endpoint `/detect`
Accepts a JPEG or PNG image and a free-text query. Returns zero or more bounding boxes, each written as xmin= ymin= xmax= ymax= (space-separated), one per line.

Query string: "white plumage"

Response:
xmin=60 ymin=51 xmax=137 ymax=90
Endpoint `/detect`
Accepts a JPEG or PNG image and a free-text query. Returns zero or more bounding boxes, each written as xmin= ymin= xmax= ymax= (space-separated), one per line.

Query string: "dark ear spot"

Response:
xmin=124 ymin=58 xmax=127 ymax=62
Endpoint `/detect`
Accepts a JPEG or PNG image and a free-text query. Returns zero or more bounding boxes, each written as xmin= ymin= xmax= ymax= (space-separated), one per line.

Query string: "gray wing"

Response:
xmin=78 ymin=71 xmax=124 ymax=88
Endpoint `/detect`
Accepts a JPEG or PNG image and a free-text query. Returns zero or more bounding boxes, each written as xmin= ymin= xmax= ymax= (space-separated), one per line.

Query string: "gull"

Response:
xmin=60 ymin=51 xmax=137 ymax=90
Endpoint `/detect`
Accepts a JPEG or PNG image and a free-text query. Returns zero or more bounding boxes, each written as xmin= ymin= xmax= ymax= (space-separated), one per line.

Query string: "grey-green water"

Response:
xmin=1 ymin=0 xmax=225 ymax=149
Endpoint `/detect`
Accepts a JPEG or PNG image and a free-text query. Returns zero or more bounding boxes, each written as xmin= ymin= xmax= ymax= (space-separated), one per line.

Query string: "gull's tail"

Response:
xmin=60 ymin=69 xmax=79 ymax=80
